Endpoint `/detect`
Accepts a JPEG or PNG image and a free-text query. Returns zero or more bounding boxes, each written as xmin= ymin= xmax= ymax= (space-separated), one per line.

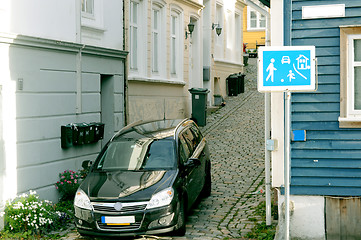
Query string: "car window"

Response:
xmin=179 ymin=135 xmax=191 ymax=164
xmin=183 ymin=128 xmax=198 ymax=152
xmin=95 ymin=139 xmax=176 ymax=171
xmin=190 ymin=124 xmax=203 ymax=143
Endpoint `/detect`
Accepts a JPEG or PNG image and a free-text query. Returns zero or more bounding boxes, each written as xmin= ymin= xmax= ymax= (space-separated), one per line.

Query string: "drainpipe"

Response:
xmin=244 ymin=0 xmax=272 ymax=226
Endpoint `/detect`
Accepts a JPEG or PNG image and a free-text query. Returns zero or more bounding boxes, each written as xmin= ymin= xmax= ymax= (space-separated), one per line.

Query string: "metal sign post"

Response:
xmin=257 ymin=46 xmax=316 ymax=240
xmin=284 ymin=91 xmax=291 ymax=240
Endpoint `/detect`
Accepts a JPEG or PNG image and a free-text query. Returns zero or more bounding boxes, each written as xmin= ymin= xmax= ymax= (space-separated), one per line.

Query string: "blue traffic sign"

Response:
xmin=257 ymin=46 xmax=316 ymax=92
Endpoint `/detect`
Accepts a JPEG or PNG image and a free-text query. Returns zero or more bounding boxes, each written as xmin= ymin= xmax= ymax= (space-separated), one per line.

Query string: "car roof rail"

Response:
xmin=174 ymin=118 xmax=192 ymax=134
xmin=110 ymin=120 xmax=144 ymax=141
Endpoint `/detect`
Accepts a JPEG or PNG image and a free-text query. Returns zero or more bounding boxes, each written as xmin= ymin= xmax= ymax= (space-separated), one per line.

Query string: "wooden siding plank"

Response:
xmin=293 ymin=177 xmax=361 ymax=187
xmin=314 ymin=84 xmax=339 ymax=93
xmin=292 ymin=140 xmax=361 ymax=150
xmin=292 ymin=167 xmax=361 ymax=177
xmin=325 ymin=197 xmax=341 ymax=239
xmin=293 ymin=158 xmax=361 ymax=168
xmin=292 ymin=121 xmax=339 ymax=130
xmin=292 ymin=102 xmax=339 ymax=112
xmin=292 ymin=149 xmax=361 ymax=159
xmin=293 ymin=157 xmax=361 ymax=167
xmin=318 ymin=75 xmax=339 ymax=84
xmin=292 ymin=37 xmax=340 ymax=47
xmin=293 ymin=8 xmax=361 ymax=20
xmin=290 ymin=186 xmax=361 ymax=196
xmin=293 ymin=18 xmax=361 ymax=30
xmin=316 ymin=56 xmax=340 ymax=66
xmin=316 ymin=47 xmax=340 ymax=57
xmin=292 ymin=112 xmax=340 ymax=122
xmin=292 ymin=93 xmax=339 ymax=103
xmin=305 ymin=130 xmax=361 ymax=140
xmin=318 ymin=66 xmax=340 ymax=75
xmin=292 ymin=28 xmax=340 ymax=39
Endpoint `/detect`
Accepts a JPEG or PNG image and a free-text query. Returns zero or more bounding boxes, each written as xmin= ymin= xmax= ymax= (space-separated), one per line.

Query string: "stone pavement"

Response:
xmin=64 ymin=58 xmax=269 ymax=240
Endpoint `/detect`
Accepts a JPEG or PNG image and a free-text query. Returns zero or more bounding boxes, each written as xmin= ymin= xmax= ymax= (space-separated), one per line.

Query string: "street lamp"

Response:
xmin=212 ymin=23 xmax=222 ymax=36
xmin=185 ymin=22 xmax=195 ymax=39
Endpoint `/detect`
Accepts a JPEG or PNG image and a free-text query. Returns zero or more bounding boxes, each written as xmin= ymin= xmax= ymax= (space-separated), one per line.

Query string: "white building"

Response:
xmin=0 ymin=0 xmax=127 ymax=206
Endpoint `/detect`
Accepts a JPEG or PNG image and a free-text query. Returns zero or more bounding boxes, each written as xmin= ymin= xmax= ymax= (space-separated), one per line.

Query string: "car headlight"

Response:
xmin=74 ymin=189 xmax=92 ymax=210
xmin=146 ymin=187 xmax=174 ymax=209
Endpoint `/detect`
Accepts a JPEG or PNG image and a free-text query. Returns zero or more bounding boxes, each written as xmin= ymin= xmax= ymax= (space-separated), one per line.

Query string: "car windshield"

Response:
xmin=95 ymin=138 xmax=176 ymax=171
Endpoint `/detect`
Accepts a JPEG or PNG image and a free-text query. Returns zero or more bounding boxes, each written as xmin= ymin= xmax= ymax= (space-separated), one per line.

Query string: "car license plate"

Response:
xmin=101 ymin=216 xmax=135 ymax=225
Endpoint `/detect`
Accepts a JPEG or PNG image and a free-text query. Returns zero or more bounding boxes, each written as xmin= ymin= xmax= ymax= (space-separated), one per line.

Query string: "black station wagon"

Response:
xmin=74 ymin=119 xmax=211 ymax=237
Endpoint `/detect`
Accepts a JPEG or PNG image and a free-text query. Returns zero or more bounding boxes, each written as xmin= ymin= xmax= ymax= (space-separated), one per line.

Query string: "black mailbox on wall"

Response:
xmin=61 ymin=122 xmax=104 ymax=148
xmin=61 ymin=124 xmax=73 ymax=148
xmin=92 ymin=122 xmax=105 ymax=142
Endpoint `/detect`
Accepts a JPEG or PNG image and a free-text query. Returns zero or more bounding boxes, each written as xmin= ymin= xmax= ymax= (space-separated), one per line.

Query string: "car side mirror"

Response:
xmin=184 ymin=158 xmax=201 ymax=168
xmin=82 ymin=160 xmax=93 ymax=170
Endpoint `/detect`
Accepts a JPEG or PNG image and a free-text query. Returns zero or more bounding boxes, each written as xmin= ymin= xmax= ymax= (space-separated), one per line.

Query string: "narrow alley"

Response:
xmin=66 ymin=58 xmax=270 ymax=240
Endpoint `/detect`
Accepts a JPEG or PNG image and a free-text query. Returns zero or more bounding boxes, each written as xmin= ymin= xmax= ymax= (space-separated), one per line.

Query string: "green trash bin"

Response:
xmin=237 ymin=73 xmax=246 ymax=94
xmin=227 ymin=74 xmax=238 ymax=96
xmin=188 ymin=88 xmax=209 ymax=127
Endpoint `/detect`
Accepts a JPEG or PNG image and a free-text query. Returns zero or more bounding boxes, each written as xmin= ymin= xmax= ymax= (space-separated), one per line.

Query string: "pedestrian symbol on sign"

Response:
xmin=266 ymin=58 xmax=277 ymax=82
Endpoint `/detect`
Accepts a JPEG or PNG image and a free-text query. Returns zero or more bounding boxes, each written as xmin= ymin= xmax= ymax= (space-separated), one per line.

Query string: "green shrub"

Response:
xmin=4 ymin=191 xmax=56 ymax=234
xmin=1 ymin=191 xmax=75 ymax=239
xmin=55 ymin=170 xmax=81 ymax=201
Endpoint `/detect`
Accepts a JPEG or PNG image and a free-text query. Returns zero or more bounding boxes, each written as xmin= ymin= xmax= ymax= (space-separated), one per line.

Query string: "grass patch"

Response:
xmin=244 ymin=201 xmax=278 ymax=239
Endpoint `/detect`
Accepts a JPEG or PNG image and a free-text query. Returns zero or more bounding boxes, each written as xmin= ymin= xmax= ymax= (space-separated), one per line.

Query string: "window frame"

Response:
xmin=170 ymin=14 xmax=178 ymax=76
xmin=151 ymin=0 xmax=166 ymax=78
xmin=81 ymin=0 xmax=94 ymax=18
xmin=339 ymin=27 xmax=361 ymax=128
xmin=169 ymin=4 xmax=184 ymax=82
xmin=130 ymin=1 xmax=139 ymax=70
xmin=152 ymin=6 xmax=160 ymax=74
xmin=247 ymin=7 xmax=266 ymax=31
xmin=129 ymin=0 xmax=147 ymax=77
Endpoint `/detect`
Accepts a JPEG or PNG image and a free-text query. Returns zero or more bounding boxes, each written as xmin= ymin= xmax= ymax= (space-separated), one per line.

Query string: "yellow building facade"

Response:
xmin=242 ymin=5 xmax=266 ymax=51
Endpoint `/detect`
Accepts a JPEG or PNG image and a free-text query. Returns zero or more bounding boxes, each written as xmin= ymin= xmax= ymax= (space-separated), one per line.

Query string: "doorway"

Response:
xmin=100 ymin=75 xmax=114 ymax=146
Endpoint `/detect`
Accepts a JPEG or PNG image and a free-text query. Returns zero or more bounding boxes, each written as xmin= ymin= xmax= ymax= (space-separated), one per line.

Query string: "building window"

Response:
xmin=151 ymin=1 xmax=166 ymax=78
xmin=171 ymin=15 xmax=178 ymax=75
xmin=82 ymin=0 xmax=94 ymax=16
xmin=170 ymin=5 xmax=183 ymax=81
xmin=247 ymin=7 xmax=266 ymax=31
xmin=339 ymin=27 xmax=361 ymax=128
xmin=130 ymin=1 xmax=139 ymax=70
xmin=152 ymin=7 xmax=160 ymax=73
xmin=351 ymin=37 xmax=361 ymax=110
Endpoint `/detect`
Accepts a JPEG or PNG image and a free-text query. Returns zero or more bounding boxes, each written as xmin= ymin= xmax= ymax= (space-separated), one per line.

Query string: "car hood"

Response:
xmin=81 ymin=169 xmax=177 ymax=202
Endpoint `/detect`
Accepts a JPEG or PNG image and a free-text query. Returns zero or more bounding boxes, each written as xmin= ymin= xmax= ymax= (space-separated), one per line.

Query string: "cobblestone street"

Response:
xmin=66 ymin=58 xmax=269 ymax=240
xmin=180 ymin=58 xmax=266 ymax=239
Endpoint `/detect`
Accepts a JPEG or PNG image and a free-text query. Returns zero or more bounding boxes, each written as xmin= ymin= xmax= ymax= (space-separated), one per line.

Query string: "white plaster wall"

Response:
xmin=276 ymin=194 xmax=325 ymax=240
xmin=0 ymin=0 xmax=124 ymax=50
xmin=1 ymin=0 xmax=76 ymax=43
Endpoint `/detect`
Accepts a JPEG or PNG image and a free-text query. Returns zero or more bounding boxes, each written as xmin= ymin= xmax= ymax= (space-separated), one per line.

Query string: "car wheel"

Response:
xmin=173 ymin=199 xmax=186 ymax=236
xmin=202 ymin=162 xmax=211 ymax=197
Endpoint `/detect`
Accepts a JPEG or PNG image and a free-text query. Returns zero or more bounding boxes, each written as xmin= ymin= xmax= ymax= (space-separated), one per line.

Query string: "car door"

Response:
xmin=189 ymin=125 xmax=208 ymax=187
xmin=179 ymin=128 xmax=203 ymax=206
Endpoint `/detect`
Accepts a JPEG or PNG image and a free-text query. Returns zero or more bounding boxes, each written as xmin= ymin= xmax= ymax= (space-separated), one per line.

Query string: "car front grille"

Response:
xmin=92 ymin=202 xmax=148 ymax=213
xmin=96 ymin=221 xmax=142 ymax=231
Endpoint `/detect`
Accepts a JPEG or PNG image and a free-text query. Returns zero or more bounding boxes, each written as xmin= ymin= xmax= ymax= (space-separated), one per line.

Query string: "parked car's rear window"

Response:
xmin=95 ymin=139 xmax=176 ymax=171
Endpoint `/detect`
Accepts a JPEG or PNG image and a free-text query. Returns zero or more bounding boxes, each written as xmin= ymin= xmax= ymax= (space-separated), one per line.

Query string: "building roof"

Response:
xmin=259 ymin=0 xmax=270 ymax=7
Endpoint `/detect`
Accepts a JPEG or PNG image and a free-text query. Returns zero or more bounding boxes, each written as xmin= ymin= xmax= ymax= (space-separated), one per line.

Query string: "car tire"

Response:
xmin=202 ymin=162 xmax=212 ymax=197
xmin=173 ymin=199 xmax=186 ymax=236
